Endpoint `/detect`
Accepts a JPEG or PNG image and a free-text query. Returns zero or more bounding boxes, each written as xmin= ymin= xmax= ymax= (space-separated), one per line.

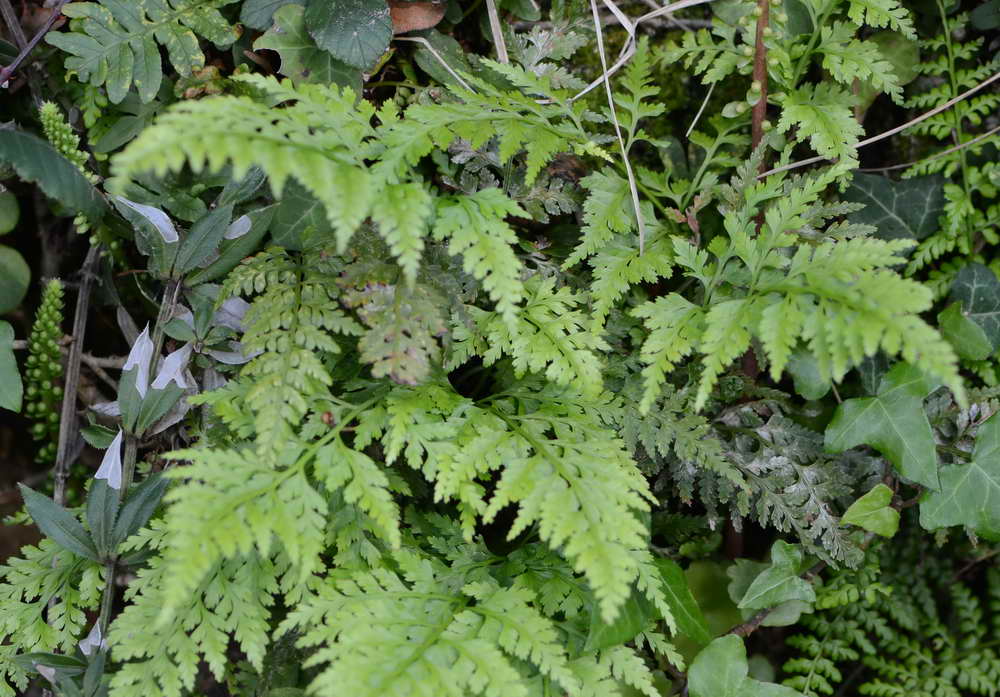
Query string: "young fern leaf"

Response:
xmin=777 ymin=84 xmax=865 ymax=166
xmin=47 ymin=0 xmax=239 ymax=104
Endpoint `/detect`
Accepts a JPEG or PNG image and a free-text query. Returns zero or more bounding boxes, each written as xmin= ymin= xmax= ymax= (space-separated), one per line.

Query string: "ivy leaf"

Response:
xmin=0 ymin=125 xmax=106 ymax=219
xmin=254 ymin=4 xmax=361 ymax=87
xmin=655 ymin=558 xmax=712 ymax=646
xmin=0 ymin=321 xmax=22 ymax=412
xmin=688 ymin=636 xmax=805 ymax=697
xmin=825 ymin=362 xmax=940 ymax=489
xmin=777 ymin=83 xmax=864 ymax=165
xmin=18 ymin=484 xmax=101 ymax=562
xmin=844 ymin=173 xmax=944 ymax=241
xmin=938 ymin=302 xmax=992 ymax=361
xmin=842 ymin=483 xmax=899 ymax=537
xmin=305 ymin=0 xmax=393 ymax=70
xmin=950 ymin=263 xmax=1000 ymax=351
xmin=342 ymin=282 xmax=446 ymax=385
xmin=736 ymin=541 xmax=815 ymax=610
xmin=920 ymin=412 xmax=1000 ymax=539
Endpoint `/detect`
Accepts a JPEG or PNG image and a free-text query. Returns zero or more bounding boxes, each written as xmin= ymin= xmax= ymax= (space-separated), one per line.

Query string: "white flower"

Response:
xmin=151 ymin=343 xmax=193 ymax=390
xmin=224 ymin=214 xmax=252 ymax=240
xmin=123 ymin=324 xmax=154 ymax=398
xmin=114 ymin=197 xmax=179 ymax=243
xmin=95 ymin=429 xmax=123 ymax=490
xmin=78 ymin=622 xmax=107 ymax=656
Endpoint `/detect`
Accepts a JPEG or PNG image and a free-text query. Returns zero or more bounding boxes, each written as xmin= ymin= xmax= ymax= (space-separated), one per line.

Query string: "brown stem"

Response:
xmin=749 ymin=0 xmax=770 ymax=163
xmin=0 ymin=0 xmax=71 ymax=88
xmin=53 ymin=243 xmax=101 ymax=506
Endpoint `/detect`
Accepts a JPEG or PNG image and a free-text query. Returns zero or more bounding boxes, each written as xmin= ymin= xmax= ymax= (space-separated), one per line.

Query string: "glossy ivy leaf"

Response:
xmin=785 ymin=348 xmax=830 ymax=401
xmin=842 ymin=483 xmax=899 ymax=537
xmin=825 ymin=362 xmax=940 ymax=490
xmin=736 ymin=541 xmax=815 ymax=610
xmin=18 ymin=484 xmax=101 ymax=562
xmin=655 ymin=558 xmax=712 ymax=646
xmin=304 ymin=0 xmax=393 ymax=70
xmin=920 ymin=412 xmax=1000 ymax=539
xmin=688 ymin=636 xmax=805 ymax=697
xmin=86 ymin=480 xmax=120 ymax=558
xmin=938 ymin=302 xmax=992 ymax=361
xmin=0 ymin=125 xmax=106 ymax=220
xmin=584 ymin=586 xmax=655 ymax=652
xmin=0 ymin=320 xmax=22 ymax=412
xmin=844 ymin=173 xmax=944 ymax=241
xmin=950 ymin=263 xmax=1000 ymax=351
xmin=728 ymin=559 xmax=809 ymax=628
xmin=254 ymin=4 xmax=361 ymax=87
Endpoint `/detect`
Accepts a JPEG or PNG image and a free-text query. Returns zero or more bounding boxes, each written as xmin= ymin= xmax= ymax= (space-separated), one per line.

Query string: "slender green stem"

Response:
xmin=98 ymin=559 xmax=116 ymax=636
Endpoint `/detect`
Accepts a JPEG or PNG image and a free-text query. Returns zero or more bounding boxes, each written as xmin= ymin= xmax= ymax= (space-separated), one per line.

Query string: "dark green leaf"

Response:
xmin=938 ymin=301 xmax=992 ymax=360
xmin=81 ymin=423 xmax=118 ymax=449
xmin=842 ymin=483 xmax=899 ymax=537
xmin=0 ymin=188 xmax=19 ymax=234
xmin=920 ymin=412 xmax=1000 ymax=539
xmin=241 ymin=0 xmax=301 ymax=29
xmin=18 ymin=484 xmax=100 ymax=562
xmin=785 ymin=348 xmax=830 ymax=400
xmin=12 ymin=652 xmax=88 ymax=676
xmin=0 ymin=244 xmax=30 ymax=314
xmin=583 ymin=587 xmax=655 ymax=652
xmin=0 ymin=125 xmax=106 ymax=219
xmin=413 ymin=29 xmax=473 ymax=86
xmin=689 ymin=636 xmax=805 ymax=697
xmin=655 ymin=558 xmax=712 ymax=646
xmin=270 ymin=180 xmax=330 ymax=250
xmin=305 ymin=0 xmax=392 ymax=70
xmin=113 ymin=473 xmax=168 ymax=544
xmin=86 ymin=480 xmax=120 ymax=558
xmin=971 ymin=0 xmax=1000 ymax=29
xmin=950 ymin=263 xmax=1000 ymax=351
xmin=175 ymin=204 xmax=234 ymax=274
xmin=186 ymin=204 xmax=275 ymax=284
xmin=135 ymin=383 xmax=184 ymax=435
xmin=825 ymin=362 xmax=940 ymax=489
xmin=255 ymin=4 xmax=361 ymax=86
xmin=0 ymin=320 xmax=22 ymax=412
xmin=217 ymin=166 xmax=268 ymax=206
xmin=844 ymin=173 xmax=944 ymax=241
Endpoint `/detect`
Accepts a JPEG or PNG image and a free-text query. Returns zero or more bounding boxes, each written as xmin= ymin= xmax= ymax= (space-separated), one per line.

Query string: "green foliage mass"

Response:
xmin=0 ymin=0 xmax=997 ymax=696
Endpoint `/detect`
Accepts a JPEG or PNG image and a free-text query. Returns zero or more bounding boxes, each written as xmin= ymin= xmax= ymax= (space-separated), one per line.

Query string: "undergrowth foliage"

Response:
xmin=0 ymin=0 xmax=998 ymax=696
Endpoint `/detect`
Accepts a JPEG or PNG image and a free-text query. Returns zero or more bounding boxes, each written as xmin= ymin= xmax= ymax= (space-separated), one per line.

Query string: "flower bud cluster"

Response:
xmin=25 ymin=279 xmax=64 ymax=463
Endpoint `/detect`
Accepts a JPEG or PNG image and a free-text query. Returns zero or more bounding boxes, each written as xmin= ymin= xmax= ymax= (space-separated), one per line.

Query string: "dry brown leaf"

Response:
xmin=389 ymin=0 xmax=446 ymax=34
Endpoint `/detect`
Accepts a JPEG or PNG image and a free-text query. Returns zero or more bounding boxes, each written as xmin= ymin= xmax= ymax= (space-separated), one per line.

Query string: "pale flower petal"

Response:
xmin=34 ymin=664 xmax=56 ymax=683
xmin=224 ymin=215 xmax=252 ymax=240
xmin=123 ymin=324 xmax=154 ymax=398
xmin=213 ymin=297 xmax=250 ymax=332
xmin=78 ymin=622 xmax=105 ymax=656
xmin=95 ymin=429 xmax=123 ymax=490
xmin=151 ymin=343 xmax=193 ymax=390
xmin=114 ymin=196 xmax=179 ymax=243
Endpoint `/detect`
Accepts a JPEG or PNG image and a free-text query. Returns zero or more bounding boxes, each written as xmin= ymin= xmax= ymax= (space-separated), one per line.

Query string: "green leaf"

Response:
xmin=0 ymin=189 xmax=19 ymax=235
xmin=12 ymin=652 xmax=88 ymax=676
xmin=0 ymin=125 xmax=106 ymax=219
xmin=304 ymin=0 xmax=392 ymax=70
xmin=785 ymin=348 xmax=830 ymax=400
xmin=269 ymin=179 xmax=330 ymax=250
xmin=241 ymin=0 xmax=299 ymax=29
xmin=825 ymin=362 xmax=940 ymax=489
xmin=412 ymin=29 xmax=473 ymax=86
xmin=186 ymin=205 xmax=275 ymax=284
xmin=0 ymin=320 xmax=22 ymax=412
xmin=920 ymin=412 xmax=1000 ymax=539
xmin=938 ymin=302 xmax=992 ymax=361
xmin=342 ymin=282 xmax=446 ymax=385
xmin=584 ymin=587 xmax=656 ymax=652
xmin=950 ymin=263 xmax=1000 ymax=351
xmin=113 ymin=473 xmax=168 ymax=544
xmin=86 ymin=480 xmax=120 ymax=558
xmin=47 ymin=0 xmax=239 ymax=104
xmin=777 ymin=83 xmax=864 ymax=165
xmin=371 ymin=183 xmax=433 ymax=285
xmin=254 ymin=4 xmax=361 ymax=87
xmin=844 ymin=173 xmax=944 ymax=241
xmin=655 ymin=559 xmax=712 ymax=646
xmin=174 ymin=204 xmax=233 ymax=274
xmin=18 ymin=484 xmax=101 ymax=562
xmin=842 ymin=483 xmax=899 ymax=537
xmin=689 ymin=636 xmax=805 ymax=697
xmin=737 ymin=541 xmax=815 ymax=610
